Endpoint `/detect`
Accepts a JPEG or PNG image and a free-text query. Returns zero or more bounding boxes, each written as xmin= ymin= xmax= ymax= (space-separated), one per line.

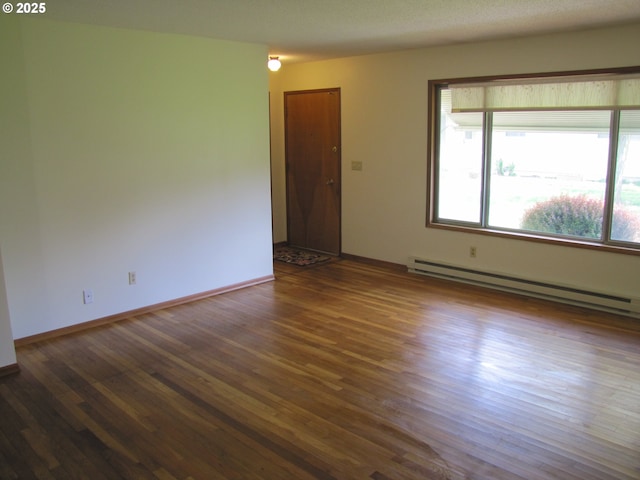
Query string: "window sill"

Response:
xmin=427 ymin=222 xmax=640 ymax=257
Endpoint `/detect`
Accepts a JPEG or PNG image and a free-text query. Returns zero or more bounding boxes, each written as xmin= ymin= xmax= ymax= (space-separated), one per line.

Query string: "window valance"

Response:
xmin=449 ymin=74 xmax=640 ymax=112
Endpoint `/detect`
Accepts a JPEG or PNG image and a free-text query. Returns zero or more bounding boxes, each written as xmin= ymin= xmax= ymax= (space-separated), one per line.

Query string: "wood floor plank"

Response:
xmin=2 ymin=258 xmax=640 ymax=479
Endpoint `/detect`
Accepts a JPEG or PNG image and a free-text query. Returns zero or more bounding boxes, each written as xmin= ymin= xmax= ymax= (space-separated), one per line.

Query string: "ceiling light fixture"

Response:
xmin=267 ymin=56 xmax=281 ymax=72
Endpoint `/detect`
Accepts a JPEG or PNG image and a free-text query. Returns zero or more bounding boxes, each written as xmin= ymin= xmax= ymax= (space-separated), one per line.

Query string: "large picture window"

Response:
xmin=428 ymin=68 xmax=640 ymax=253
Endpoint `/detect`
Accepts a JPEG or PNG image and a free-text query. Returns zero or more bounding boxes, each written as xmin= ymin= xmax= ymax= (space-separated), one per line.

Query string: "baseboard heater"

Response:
xmin=407 ymin=257 xmax=640 ymax=318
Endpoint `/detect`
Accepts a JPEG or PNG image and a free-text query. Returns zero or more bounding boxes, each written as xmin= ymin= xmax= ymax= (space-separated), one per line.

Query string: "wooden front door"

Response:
xmin=285 ymin=89 xmax=341 ymax=255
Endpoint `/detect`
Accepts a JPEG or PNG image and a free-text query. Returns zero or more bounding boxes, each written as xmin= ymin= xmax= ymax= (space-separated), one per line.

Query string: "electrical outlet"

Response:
xmin=470 ymin=246 xmax=477 ymax=258
xmin=128 ymin=271 xmax=137 ymax=285
xmin=83 ymin=289 xmax=94 ymax=304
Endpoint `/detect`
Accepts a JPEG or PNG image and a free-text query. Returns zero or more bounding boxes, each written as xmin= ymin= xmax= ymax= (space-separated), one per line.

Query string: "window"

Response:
xmin=428 ymin=68 xmax=640 ymax=253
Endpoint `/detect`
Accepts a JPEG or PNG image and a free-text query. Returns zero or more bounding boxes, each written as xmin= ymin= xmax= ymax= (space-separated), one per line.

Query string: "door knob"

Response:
xmin=326 ymin=179 xmax=334 ymax=185
xmin=332 ymin=146 xmax=338 ymax=153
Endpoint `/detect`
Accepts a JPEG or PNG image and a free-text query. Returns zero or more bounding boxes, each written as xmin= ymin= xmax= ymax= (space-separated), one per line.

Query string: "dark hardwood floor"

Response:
xmin=1 ymin=258 xmax=639 ymax=479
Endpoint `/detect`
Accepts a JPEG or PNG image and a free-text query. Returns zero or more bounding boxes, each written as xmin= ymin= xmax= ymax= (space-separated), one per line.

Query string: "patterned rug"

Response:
xmin=273 ymin=246 xmax=331 ymax=266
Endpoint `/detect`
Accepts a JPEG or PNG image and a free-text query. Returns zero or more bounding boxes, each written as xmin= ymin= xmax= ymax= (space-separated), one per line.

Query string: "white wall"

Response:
xmin=270 ymin=23 xmax=640 ymax=301
xmin=0 ymin=17 xmax=273 ymax=340
xmin=0 ymin=249 xmax=17 ymax=368
xmin=0 ymin=16 xmax=37 ymax=359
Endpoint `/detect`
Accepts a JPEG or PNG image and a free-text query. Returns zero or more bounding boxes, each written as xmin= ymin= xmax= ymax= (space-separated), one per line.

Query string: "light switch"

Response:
xmin=351 ymin=161 xmax=363 ymax=171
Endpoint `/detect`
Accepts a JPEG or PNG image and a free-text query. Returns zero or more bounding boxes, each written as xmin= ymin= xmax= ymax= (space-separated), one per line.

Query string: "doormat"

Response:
xmin=273 ymin=246 xmax=331 ymax=266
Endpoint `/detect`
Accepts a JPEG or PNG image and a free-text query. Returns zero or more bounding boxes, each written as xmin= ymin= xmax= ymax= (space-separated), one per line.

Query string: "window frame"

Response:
xmin=427 ymin=66 xmax=640 ymax=256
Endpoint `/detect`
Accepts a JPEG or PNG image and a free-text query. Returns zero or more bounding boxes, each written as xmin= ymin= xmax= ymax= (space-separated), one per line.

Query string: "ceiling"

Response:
xmin=47 ymin=0 xmax=640 ymax=64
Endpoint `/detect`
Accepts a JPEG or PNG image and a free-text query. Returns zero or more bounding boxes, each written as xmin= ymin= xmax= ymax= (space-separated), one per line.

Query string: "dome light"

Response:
xmin=268 ymin=56 xmax=281 ymax=72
